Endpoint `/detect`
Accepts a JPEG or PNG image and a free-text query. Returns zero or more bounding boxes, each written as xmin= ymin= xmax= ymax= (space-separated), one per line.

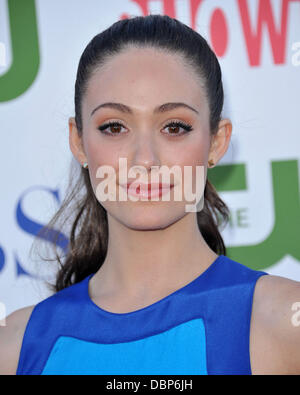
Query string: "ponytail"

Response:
xmin=197 ymin=180 xmax=229 ymax=256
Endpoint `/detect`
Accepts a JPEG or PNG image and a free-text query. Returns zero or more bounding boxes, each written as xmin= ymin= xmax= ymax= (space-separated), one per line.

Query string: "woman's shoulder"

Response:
xmin=0 ymin=305 xmax=35 ymax=375
xmin=0 ymin=277 xmax=90 ymax=376
xmin=250 ymin=274 xmax=300 ymax=374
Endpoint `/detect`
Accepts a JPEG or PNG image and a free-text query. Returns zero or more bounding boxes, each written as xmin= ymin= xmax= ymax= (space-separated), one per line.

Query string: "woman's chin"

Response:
xmin=123 ymin=220 xmax=174 ymax=231
xmin=115 ymin=209 xmax=182 ymax=231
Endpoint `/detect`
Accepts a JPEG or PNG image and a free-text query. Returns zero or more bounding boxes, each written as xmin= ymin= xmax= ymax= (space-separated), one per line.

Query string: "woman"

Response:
xmin=1 ymin=14 xmax=299 ymax=375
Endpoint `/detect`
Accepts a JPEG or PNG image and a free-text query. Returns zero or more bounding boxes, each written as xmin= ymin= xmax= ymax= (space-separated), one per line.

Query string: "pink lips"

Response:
xmin=120 ymin=182 xmax=174 ymax=198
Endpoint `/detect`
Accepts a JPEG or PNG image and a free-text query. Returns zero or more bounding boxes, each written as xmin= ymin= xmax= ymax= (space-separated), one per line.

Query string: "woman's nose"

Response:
xmin=130 ymin=135 xmax=161 ymax=173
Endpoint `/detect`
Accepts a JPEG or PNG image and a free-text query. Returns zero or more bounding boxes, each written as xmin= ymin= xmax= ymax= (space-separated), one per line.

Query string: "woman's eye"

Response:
xmin=98 ymin=122 xmax=127 ymax=136
xmin=163 ymin=121 xmax=193 ymax=136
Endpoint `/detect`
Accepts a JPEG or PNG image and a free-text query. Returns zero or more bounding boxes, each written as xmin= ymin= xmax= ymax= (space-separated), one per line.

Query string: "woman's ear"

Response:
xmin=68 ymin=117 xmax=87 ymax=165
xmin=208 ymin=118 xmax=232 ymax=168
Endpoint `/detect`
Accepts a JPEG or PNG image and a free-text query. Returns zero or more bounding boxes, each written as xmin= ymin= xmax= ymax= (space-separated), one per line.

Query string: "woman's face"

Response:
xmin=69 ymin=46 xmax=230 ymax=230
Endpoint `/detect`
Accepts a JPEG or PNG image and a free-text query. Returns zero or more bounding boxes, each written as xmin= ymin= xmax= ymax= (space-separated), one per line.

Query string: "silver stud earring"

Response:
xmin=82 ymin=162 xmax=88 ymax=169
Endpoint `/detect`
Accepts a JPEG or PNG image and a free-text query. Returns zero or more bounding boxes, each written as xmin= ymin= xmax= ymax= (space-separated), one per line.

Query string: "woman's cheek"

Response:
xmin=180 ymin=140 xmax=209 ymax=167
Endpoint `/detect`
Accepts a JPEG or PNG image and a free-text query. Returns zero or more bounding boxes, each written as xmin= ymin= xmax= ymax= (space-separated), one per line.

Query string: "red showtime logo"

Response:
xmin=120 ymin=0 xmax=300 ymax=66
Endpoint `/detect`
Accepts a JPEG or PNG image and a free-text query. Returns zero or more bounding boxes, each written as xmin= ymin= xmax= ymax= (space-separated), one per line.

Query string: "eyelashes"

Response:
xmin=97 ymin=120 xmax=193 ymax=137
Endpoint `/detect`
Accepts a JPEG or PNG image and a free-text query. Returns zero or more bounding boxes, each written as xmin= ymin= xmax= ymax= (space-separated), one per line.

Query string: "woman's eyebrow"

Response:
xmin=90 ymin=102 xmax=199 ymax=117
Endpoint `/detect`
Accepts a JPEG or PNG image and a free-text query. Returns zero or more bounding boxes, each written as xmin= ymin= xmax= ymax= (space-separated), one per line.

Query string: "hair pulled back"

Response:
xmin=35 ymin=14 xmax=229 ymax=292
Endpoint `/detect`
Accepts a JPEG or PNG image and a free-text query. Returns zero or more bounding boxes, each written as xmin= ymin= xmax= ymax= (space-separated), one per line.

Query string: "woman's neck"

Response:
xmin=90 ymin=212 xmax=218 ymax=302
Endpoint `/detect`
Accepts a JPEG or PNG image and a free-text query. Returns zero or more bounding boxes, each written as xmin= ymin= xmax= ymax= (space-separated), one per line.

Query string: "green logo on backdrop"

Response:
xmin=0 ymin=0 xmax=40 ymax=101
xmin=209 ymin=160 xmax=300 ymax=270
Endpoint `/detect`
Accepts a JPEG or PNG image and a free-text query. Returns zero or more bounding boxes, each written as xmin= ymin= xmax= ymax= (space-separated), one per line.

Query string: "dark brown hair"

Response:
xmin=34 ymin=14 xmax=229 ymax=292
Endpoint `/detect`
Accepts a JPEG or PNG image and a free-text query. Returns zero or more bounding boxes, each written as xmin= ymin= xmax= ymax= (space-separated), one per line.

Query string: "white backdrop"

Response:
xmin=0 ymin=0 xmax=299 ymax=317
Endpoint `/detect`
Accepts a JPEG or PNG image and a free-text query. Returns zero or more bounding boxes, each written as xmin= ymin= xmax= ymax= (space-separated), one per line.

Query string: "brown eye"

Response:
xmin=168 ymin=125 xmax=180 ymax=134
xmin=98 ymin=121 xmax=127 ymax=136
xmin=163 ymin=121 xmax=193 ymax=136
xmin=110 ymin=124 xmax=122 ymax=134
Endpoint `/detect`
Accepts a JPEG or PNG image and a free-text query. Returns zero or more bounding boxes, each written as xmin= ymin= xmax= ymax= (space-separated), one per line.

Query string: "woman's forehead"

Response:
xmin=83 ymin=48 xmax=207 ymax=116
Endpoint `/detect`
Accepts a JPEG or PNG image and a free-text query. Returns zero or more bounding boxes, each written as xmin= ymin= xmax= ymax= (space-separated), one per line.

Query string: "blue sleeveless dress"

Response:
xmin=16 ymin=255 xmax=268 ymax=375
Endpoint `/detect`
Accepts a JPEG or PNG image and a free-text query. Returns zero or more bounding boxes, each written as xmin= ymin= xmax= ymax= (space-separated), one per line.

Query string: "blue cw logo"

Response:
xmin=1 ymin=186 xmax=68 ymax=278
